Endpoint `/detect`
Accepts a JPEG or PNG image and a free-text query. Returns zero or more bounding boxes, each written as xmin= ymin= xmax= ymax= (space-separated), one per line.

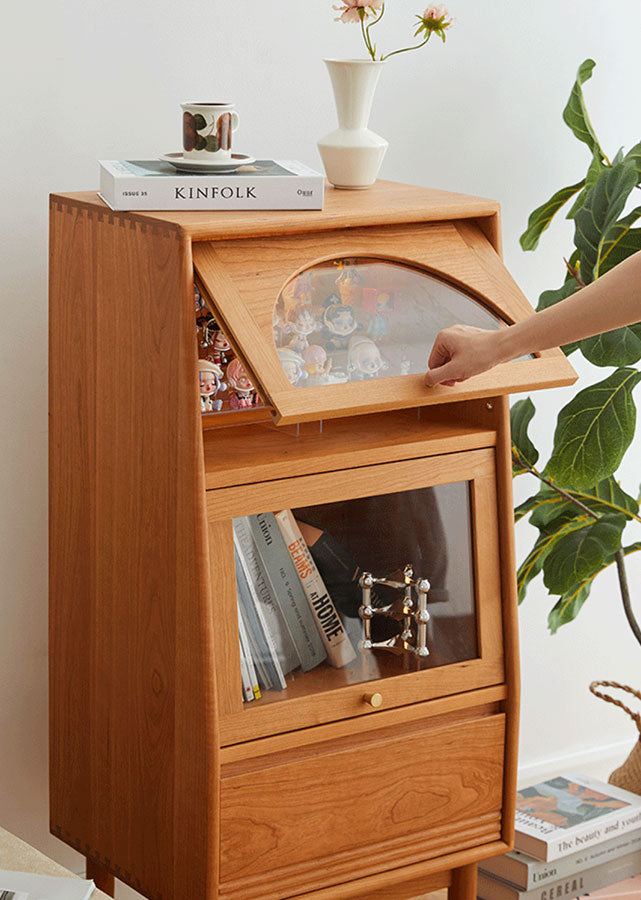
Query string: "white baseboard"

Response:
xmin=518 ymin=739 xmax=632 ymax=786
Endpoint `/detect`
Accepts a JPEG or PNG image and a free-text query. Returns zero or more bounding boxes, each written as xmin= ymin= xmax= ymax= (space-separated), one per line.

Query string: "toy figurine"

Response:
xmin=334 ymin=260 xmax=363 ymax=305
xmin=194 ymin=283 xmax=206 ymax=314
xmin=197 ymin=359 xmax=227 ymax=412
xmin=226 ymin=358 xmax=260 ymax=408
xmin=280 ymin=271 xmax=314 ymax=319
xmin=302 ymin=344 xmax=332 ymax=384
xmin=199 ymin=315 xmax=217 ymax=349
xmin=278 ymin=347 xmax=308 ymax=386
xmin=347 ymin=335 xmax=388 ymax=380
xmin=211 ymin=330 xmax=232 ymax=366
xmin=363 ymin=288 xmax=395 ymax=341
xmin=286 ymin=306 xmax=319 ymax=353
xmin=322 ymin=302 xmax=359 ymax=350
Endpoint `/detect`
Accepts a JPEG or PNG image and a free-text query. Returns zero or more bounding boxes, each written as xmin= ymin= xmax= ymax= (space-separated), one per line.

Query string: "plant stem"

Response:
xmin=359 ymin=10 xmax=375 ymax=60
xmin=563 ymin=256 xmax=586 ymax=288
xmin=615 ymin=549 xmax=641 ymax=646
xmin=365 ymin=2 xmax=385 ymax=57
xmin=381 ymin=35 xmax=429 ymax=61
xmin=513 ymin=447 xmax=641 ymax=647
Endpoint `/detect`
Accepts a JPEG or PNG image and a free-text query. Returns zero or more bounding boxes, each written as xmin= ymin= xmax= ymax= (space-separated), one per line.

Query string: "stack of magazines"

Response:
xmin=0 ymin=870 xmax=94 ymax=900
xmin=234 ymin=510 xmax=358 ymax=702
xmin=478 ymin=773 xmax=641 ymax=900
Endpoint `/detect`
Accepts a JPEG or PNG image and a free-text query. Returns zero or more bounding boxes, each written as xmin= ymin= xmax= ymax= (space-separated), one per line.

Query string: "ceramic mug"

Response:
xmin=181 ymin=102 xmax=240 ymax=160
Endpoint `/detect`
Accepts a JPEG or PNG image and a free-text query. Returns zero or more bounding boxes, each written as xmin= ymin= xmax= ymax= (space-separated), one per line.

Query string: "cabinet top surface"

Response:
xmin=50 ymin=179 xmax=500 ymax=241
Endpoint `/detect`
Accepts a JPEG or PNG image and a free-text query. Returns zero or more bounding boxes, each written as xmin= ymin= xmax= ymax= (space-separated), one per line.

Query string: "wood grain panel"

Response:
xmin=219 ymin=713 xmax=505 ymax=899
xmin=51 ymin=181 xmax=501 ymax=242
xmin=203 ymin=406 xmax=496 ymax=489
xmin=49 ymin=199 xmax=218 ymax=900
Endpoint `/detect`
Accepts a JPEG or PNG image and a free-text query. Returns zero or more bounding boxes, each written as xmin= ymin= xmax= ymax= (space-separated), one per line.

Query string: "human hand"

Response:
xmin=424 ymin=325 xmax=504 ymax=387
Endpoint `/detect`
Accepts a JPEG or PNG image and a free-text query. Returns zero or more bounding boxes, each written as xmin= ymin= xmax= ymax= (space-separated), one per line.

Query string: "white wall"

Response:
xmin=1 ymin=1 xmax=640 ymax=895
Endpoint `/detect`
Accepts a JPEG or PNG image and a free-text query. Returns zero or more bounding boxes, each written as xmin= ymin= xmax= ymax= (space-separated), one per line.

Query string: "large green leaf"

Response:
xmin=562 ymin=59 xmax=605 ymax=157
xmin=566 ymin=150 xmax=608 ymax=220
xmin=542 ymin=513 xmax=625 ymax=595
xmin=623 ymin=141 xmax=641 ymax=181
xmin=529 ymin=477 xmax=639 ymax=530
xmin=595 ymin=206 xmax=641 ymax=278
xmin=574 ymin=162 xmax=638 ymax=283
xmin=517 ymin=516 xmax=591 ymax=603
xmin=580 ymin=322 xmax=641 ymax=367
xmin=537 ymin=279 xmax=582 ymax=355
xmin=511 ymin=398 xmax=539 ymax=474
xmin=598 ymin=227 xmax=641 ymax=277
xmin=520 ymin=180 xmax=585 ymax=251
xmin=548 ymin=578 xmax=594 ymax=633
xmin=546 ymin=368 xmax=641 ymax=490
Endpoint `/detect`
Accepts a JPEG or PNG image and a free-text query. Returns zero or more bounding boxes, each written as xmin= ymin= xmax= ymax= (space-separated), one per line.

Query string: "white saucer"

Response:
xmin=160 ymin=152 xmax=256 ymax=173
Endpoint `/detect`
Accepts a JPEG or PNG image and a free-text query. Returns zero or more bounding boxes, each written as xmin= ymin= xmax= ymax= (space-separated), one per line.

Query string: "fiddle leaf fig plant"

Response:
xmin=514 ymin=59 xmax=641 ymax=646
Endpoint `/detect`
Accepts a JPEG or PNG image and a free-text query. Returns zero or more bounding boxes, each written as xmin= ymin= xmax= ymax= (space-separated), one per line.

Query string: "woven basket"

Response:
xmin=590 ymin=680 xmax=641 ymax=795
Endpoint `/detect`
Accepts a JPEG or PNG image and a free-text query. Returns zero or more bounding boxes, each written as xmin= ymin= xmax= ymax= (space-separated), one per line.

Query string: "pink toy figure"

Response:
xmin=302 ymin=344 xmax=332 ymax=384
xmin=226 ymin=358 xmax=259 ymax=409
xmin=278 ymin=347 xmax=308 ymax=386
xmin=347 ymin=335 xmax=389 ymax=380
xmin=198 ymin=359 xmax=227 ymax=412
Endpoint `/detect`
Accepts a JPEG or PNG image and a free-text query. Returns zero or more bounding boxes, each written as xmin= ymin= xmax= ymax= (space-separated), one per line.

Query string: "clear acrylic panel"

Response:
xmin=233 ymin=480 xmax=477 ymax=706
xmin=273 ymin=257 xmax=504 ymax=388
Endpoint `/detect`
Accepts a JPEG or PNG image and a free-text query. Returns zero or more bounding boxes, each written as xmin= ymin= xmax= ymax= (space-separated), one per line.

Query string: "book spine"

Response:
xmin=546 ymin=805 xmax=641 ymax=862
xmin=478 ymin=849 xmax=641 ymax=900
xmin=98 ymin=170 xmax=324 ymax=210
xmin=275 ymin=510 xmax=356 ymax=668
xmin=249 ymin=513 xmax=327 ymax=672
xmin=482 ymin=829 xmax=641 ymax=890
xmin=237 ymin=634 xmax=254 ymax=703
xmin=234 ymin=541 xmax=287 ymax=690
xmin=233 ymin=518 xmax=300 ymax=674
xmin=237 ymin=601 xmax=261 ymax=701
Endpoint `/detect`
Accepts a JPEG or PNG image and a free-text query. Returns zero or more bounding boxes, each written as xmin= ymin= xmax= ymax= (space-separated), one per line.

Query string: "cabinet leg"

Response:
xmin=86 ymin=858 xmax=115 ymax=897
xmin=448 ymin=862 xmax=477 ymax=900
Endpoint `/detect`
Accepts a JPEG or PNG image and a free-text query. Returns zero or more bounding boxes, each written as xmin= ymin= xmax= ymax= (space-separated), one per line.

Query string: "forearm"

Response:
xmin=495 ymin=250 xmax=641 ymax=362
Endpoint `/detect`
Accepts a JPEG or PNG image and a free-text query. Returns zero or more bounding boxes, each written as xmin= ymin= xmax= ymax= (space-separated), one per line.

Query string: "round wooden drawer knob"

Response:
xmin=363 ymin=692 xmax=383 ymax=708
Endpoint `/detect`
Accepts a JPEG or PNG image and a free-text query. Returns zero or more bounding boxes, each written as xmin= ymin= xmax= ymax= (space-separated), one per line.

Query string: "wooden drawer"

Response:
xmin=219 ymin=710 xmax=505 ymax=900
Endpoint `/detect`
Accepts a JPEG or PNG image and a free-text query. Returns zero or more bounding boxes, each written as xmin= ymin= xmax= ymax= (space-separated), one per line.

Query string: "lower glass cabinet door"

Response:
xmin=233 ymin=480 xmax=477 ymax=705
xmin=207 ymin=448 xmax=505 ymax=743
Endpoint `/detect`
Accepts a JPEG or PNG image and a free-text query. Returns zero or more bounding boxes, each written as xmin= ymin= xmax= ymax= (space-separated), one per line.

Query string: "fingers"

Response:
xmin=424 ymin=358 xmax=463 ymax=386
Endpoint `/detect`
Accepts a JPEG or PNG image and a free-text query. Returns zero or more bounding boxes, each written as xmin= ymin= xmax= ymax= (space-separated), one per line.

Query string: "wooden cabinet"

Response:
xmin=49 ymin=182 xmax=575 ymax=900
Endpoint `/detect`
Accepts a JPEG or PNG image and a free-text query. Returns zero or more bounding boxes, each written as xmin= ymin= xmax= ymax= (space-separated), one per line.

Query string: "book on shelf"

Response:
xmin=248 ymin=513 xmax=327 ymax=672
xmin=234 ymin=542 xmax=287 ymax=691
xmin=513 ymin=773 xmax=641 ymax=862
xmin=237 ymin=603 xmax=260 ymax=702
xmin=275 ymin=509 xmax=357 ymax=668
xmin=233 ymin=517 xmax=301 ymax=675
xmin=480 ymin=827 xmax=641 ymax=890
xmin=0 ymin=869 xmax=94 ymax=900
xmin=477 ymin=848 xmax=641 ymax=900
xmin=583 ymin=872 xmax=641 ymax=896
xmin=99 ymin=158 xmax=324 ymax=210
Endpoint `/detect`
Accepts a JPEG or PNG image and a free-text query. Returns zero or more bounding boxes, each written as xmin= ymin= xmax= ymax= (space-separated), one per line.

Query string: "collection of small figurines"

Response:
xmin=273 ymin=258 xmax=419 ymax=388
xmin=195 ymin=283 xmax=265 ymax=415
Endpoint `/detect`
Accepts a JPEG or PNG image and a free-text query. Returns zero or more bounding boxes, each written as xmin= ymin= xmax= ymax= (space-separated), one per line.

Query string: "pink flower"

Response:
xmin=333 ymin=0 xmax=383 ymax=24
xmin=415 ymin=4 xmax=452 ymax=41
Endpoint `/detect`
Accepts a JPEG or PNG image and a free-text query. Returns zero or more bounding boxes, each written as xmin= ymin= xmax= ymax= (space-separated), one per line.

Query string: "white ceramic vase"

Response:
xmin=318 ymin=59 xmax=388 ymax=190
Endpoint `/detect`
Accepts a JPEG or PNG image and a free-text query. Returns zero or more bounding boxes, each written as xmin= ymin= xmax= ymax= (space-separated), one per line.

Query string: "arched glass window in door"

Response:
xmin=273 ymin=258 xmax=505 ymax=387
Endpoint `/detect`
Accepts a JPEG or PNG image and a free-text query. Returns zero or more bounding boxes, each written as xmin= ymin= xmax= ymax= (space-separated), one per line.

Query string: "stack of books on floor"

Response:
xmin=234 ymin=510 xmax=358 ymax=702
xmin=478 ymin=773 xmax=641 ymax=900
xmin=0 ymin=869 xmax=94 ymax=900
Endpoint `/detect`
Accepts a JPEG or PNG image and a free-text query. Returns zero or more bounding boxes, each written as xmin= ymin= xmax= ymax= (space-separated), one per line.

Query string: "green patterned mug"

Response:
xmin=181 ymin=102 xmax=240 ymax=160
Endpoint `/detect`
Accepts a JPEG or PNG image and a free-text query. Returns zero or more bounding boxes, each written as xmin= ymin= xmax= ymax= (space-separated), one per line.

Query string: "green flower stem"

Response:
xmin=365 ymin=3 xmax=385 ymax=57
xmin=359 ymin=9 xmax=375 ymax=60
xmin=513 ymin=447 xmax=641 ymax=647
xmin=381 ymin=35 xmax=429 ymax=61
